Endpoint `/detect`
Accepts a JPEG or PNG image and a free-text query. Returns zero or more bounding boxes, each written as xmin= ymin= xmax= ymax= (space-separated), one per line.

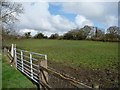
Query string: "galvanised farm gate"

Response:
xmin=7 ymin=44 xmax=93 ymax=89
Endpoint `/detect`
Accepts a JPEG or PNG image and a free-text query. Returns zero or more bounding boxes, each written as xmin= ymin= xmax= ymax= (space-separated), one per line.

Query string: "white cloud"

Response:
xmin=62 ymin=2 xmax=104 ymax=18
xmin=75 ymin=15 xmax=93 ymax=28
xmin=51 ymin=15 xmax=76 ymax=31
xmin=17 ymin=2 xmax=76 ymax=36
xmin=104 ymin=16 xmax=118 ymax=28
xmin=18 ymin=2 xmax=51 ymax=30
xmin=61 ymin=2 xmax=118 ymax=27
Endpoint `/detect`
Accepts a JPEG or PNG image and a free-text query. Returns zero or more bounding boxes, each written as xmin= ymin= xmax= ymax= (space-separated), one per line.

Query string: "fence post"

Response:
xmin=21 ymin=50 xmax=24 ymax=72
xmin=11 ymin=44 xmax=14 ymax=57
xmin=39 ymin=55 xmax=48 ymax=88
xmin=14 ymin=47 xmax=17 ymax=69
xmin=30 ymin=53 xmax=33 ymax=79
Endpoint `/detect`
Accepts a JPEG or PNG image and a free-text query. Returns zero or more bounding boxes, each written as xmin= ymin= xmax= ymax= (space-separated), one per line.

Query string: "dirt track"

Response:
xmin=48 ymin=61 xmax=119 ymax=88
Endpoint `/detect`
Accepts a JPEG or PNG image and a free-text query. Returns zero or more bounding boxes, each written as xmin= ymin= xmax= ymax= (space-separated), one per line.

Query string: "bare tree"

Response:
xmin=1 ymin=0 xmax=23 ymax=34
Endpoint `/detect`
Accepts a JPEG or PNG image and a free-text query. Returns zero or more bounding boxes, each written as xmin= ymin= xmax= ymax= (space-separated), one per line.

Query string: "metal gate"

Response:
xmin=14 ymin=48 xmax=47 ymax=84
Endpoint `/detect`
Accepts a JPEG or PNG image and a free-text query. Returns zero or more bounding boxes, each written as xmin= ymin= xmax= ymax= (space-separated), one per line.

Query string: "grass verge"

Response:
xmin=2 ymin=54 xmax=37 ymax=88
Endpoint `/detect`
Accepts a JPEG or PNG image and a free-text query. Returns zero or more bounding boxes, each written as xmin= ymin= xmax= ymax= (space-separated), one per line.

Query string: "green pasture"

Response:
xmin=5 ymin=39 xmax=118 ymax=70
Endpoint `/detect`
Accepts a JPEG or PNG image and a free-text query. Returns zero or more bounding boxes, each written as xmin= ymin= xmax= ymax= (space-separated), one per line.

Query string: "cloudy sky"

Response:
xmin=15 ymin=1 xmax=118 ymax=36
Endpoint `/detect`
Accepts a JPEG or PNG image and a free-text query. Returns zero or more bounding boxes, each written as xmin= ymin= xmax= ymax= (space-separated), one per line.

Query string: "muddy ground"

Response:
xmin=48 ymin=61 xmax=119 ymax=89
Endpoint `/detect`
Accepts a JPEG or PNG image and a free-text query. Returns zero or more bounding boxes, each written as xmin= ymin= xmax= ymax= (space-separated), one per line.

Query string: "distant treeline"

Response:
xmin=3 ymin=25 xmax=120 ymax=42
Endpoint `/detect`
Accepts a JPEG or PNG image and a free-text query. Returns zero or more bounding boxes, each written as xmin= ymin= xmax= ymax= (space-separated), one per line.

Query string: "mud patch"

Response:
xmin=48 ymin=61 xmax=119 ymax=88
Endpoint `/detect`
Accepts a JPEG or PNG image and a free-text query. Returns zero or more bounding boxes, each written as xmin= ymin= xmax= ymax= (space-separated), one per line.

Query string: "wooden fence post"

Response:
xmin=39 ymin=55 xmax=48 ymax=89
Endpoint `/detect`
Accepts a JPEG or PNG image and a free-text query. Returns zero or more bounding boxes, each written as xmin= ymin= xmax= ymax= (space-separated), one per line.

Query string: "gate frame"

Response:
xmin=11 ymin=44 xmax=48 ymax=89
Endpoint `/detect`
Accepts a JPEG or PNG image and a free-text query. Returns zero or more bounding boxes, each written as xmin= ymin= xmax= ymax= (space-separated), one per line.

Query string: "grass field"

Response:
xmin=5 ymin=39 xmax=118 ymax=70
xmin=2 ymin=54 xmax=37 ymax=88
